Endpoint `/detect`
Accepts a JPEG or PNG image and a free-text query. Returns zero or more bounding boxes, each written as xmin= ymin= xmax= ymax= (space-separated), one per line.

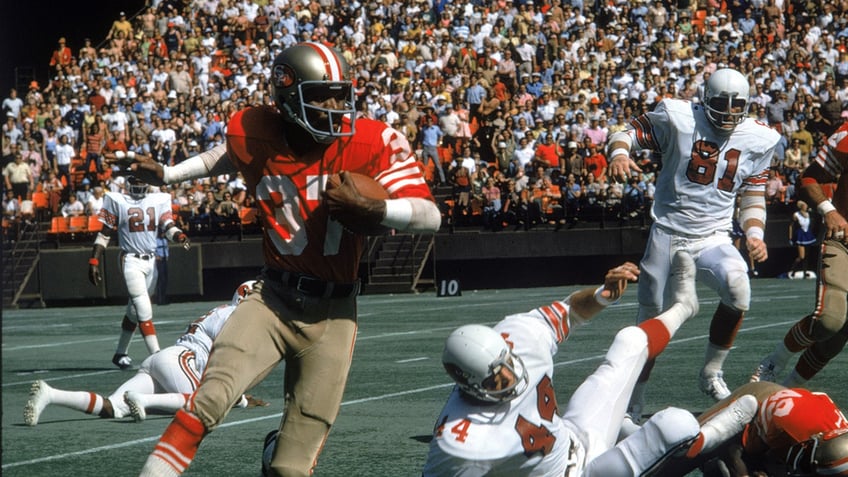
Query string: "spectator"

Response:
xmin=2 ymin=88 xmax=23 ymax=119
xmin=83 ymin=122 xmax=105 ymax=178
xmin=213 ymin=190 xmax=239 ymax=228
xmin=86 ymin=186 xmax=105 ymax=216
xmin=49 ymin=37 xmax=73 ymax=69
xmin=61 ymin=193 xmax=84 ymax=218
xmin=3 ymin=114 xmax=22 ymax=156
xmin=54 ymin=134 xmax=75 ymax=190
xmin=21 ymin=138 xmax=43 ymax=181
xmin=3 ymin=152 xmax=33 ymax=199
xmin=42 ymin=170 xmax=64 ymax=216
xmin=584 ymin=142 xmax=608 ymax=181
xmin=420 ymin=115 xmax=447 ymax=185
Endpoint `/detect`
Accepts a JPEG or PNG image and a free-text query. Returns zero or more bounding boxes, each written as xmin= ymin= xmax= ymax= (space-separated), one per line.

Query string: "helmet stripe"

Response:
xmin=307 ymin=42 xmax=343 ymax=81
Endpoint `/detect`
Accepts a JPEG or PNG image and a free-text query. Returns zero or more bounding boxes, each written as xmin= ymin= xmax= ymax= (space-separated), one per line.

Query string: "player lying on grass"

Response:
xmin=24 ymin=281 xmax=268 ymax=426
xmin=419 ymin=252 xmax=758 ymax=476
xmin=651 ymin=381 xmax=848 ymax=476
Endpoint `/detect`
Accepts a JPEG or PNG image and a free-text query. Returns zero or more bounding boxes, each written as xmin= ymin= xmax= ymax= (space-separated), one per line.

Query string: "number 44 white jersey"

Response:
xmin=631 ymin=99 xmax=781 ymax=236
xmin=98 ymin=192 xmax=175 ymax=255
xmin=423 ymin=302 xmax=586 ymax=477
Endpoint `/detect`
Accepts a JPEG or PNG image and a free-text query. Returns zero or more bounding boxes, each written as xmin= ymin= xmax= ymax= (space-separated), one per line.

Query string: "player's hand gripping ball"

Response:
xmin=324 ymin=171 xmax=391 ymax=236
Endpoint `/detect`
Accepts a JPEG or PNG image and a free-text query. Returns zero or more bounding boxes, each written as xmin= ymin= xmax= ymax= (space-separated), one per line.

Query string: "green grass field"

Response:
xmin=3 ymin=278 xmax=846 ymax=476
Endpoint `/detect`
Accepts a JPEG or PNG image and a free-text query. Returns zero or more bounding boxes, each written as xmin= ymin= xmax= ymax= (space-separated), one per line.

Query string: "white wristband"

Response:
xmin=594 ymin=285 xmax=618 ymax=306
xmin=818 ymin=200 xmax=836 ymax=216
xmin=380 ymin=199 xmax=412 ymax=229
xmin=746 ymin=226 xmax=765 ymax=241
xmin=609 ymin=148 xmax=630 ymax=160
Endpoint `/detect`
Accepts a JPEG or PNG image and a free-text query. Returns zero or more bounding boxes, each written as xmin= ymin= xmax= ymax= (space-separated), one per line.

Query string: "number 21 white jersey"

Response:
xmin=98 ymin=192 xmax=174 ymax=254
xmin=629 ymin=99 xmax=780 ymax=236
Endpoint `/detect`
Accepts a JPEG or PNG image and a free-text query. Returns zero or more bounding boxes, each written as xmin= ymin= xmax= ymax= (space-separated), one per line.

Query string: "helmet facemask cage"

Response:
xmin=295 ymin=80 xmax=356 ymax=143
xmin=705 ymin=95 xmax=749 ymax=133
xmin=786 ymin=429 xmax=848 ymax=477
xmin=702 ymin=68 xmax=751 ymax=134
xmin=126 ymin=176 xmax=149 ymax=200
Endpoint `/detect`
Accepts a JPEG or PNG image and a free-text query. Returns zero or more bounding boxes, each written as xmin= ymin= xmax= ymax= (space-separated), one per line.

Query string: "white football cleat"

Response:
xmin=24 ymin=380 xmax=52 ymax=426
xmin=112 ymin=353 xmax=133 ymax=370
xmin=687 ymin=394 xmax=757 ymax=458
xmin=699 ymin=370 xmax=732 ymax=401
xmin=750 ymin=356 xmax=780 ymax=383
xmin=670 ymin=251 xmax=699 ymax=319
xmin=124 ymin=391 xmax=147 ymax=423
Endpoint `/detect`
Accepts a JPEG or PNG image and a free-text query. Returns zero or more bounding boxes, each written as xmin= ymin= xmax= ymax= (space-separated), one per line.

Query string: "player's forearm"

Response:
xmin=381 ymin=197 xmax=442 ymax=232
xmin=564 ymin=286 xmax=610 ymax=326
xmin=800 ymin=180 xmax=831 ymax=213
xmin=162 ymin=144 xmax=233 ymax=184
xmin=607 ymin=130 xmax=638 ymax=157
xmin=738 ymin=192 xmax=767 ymax=239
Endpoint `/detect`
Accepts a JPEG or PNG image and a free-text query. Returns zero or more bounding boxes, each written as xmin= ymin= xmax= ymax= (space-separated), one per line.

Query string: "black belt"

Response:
xmin=265 ymin=269 xmax=359 ymax=298
xmin=125 ymin=253 xmax=154 ymax=260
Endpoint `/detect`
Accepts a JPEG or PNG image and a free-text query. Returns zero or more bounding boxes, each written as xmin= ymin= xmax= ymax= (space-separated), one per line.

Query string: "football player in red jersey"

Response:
xmin=653 ymin=381 xmax=848 ymax=476
xmin=751 ymin=121 xmax=848 ymax=389
xmin=132 ymin=42 xmax=440 ymax=477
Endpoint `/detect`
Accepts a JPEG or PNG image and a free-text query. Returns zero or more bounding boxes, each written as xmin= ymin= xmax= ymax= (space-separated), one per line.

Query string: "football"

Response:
xmin=327 ymin=172 xmax=389 ymax=200
xmin=326 ymin=171 xmax=391 ymax=235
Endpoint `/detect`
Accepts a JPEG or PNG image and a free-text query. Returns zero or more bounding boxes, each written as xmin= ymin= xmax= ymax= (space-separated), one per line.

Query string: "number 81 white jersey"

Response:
xmin=98 ymin=191 xmax=174 ymax=254
xmin=630 ymin=99 xmax=780 ymax=236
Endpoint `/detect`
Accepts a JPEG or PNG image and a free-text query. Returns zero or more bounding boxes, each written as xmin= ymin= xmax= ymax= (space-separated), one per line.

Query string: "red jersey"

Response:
xmin=226 ymin=106 xmax=434 ymax=282
xmin=743 ymin=388 xmax=848 ymax=453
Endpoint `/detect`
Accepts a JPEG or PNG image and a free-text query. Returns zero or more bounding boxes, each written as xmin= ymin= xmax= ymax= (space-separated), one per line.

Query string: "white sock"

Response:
xmin=703 ymin=344 xmax=730 ymax=376
xmin=142 ymin=393 xmax=189 ymax=414
xmin=143 ymin=334 xmax=161 ymax=354
xmin=140 ymin=454 xmax=182 ymax=477
xmin=50 ymin=388 xmax=105 ymax=415
xmin=655 ymin=303 xmax=691 ymax=338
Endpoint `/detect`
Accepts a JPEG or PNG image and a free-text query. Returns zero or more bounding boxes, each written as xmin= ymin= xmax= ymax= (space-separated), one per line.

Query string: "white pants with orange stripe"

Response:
xmin=107 ymin=346 xmax=200 ymax=418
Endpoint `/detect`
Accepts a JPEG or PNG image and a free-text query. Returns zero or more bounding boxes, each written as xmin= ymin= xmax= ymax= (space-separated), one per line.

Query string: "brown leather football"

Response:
xmin=327 ymin=172 xmax=389 ymax=200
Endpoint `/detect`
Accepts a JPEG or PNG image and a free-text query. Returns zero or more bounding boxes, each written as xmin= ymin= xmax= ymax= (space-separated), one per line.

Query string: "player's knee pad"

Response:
xmin=608 ymin=326 xmax=649 ymax=364
xmin=614 ymin=407 xmax=700 ymax=474
xmin=816 ymin=285 xmax=848 ymax=338
xmin=722 ymin=268 xmax=750 ymax=312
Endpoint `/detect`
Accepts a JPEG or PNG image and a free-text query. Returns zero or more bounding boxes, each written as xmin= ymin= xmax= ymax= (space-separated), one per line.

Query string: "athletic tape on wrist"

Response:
xmin=818 ymin=200 xmax=836 ymax=215
xmin=594 ymin=285 xmax=618 ymax=306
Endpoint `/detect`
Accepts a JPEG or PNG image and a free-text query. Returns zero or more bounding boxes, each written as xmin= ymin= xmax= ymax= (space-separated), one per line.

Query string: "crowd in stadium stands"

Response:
xmin=2 ymin=0 xmax=848 ymax=243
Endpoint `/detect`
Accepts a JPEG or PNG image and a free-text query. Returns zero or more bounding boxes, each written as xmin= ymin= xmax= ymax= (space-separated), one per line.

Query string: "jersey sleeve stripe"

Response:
xmin=632 ymin=115 xmax=659 ymax=150
xmin=98 ymin=208 xmax=117 ymax=229
xmin=540 ymin=302 xmax=571 ymax=343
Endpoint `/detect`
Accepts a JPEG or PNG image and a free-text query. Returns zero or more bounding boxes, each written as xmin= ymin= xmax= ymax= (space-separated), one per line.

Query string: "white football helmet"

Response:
xmin=231 ymin=280 xmax=257 ymax=306
xmin=442 ymin=324 xmax=528 ymax=403
xmin=125 ymin=175 xmax=149 ymax=200
xmin=702 ymin=68 xmax=751 ymax=134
